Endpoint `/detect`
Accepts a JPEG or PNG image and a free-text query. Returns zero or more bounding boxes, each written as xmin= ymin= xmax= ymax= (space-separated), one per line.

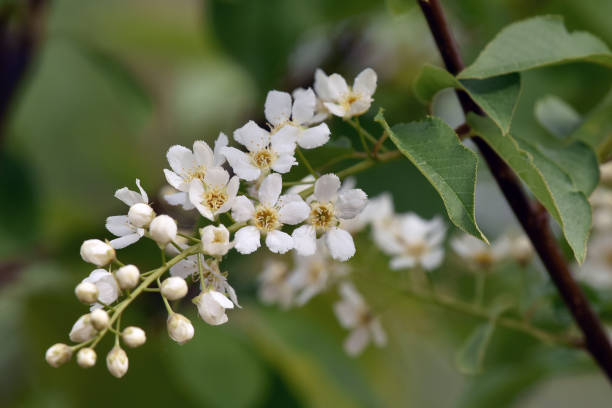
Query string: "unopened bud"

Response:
xmin=45 ymin=343 xmax=72 ymax=368
xmin=90 ymin=309 xmax=110 ymax=331
xmin=115 ymin=265 xmax=140 ymax=290
xmin=106 ymin=346 xmax=129 ymax=378
xmin=69 ymin=314 xmax=98 ymax=343
xmin=80 ymin=239 xmax=115 ymax=266
xmin=167 ymin=313 xmax=194 ymax=344
xmin=200 ymin=225 xmax=232 ymax=256
xmin=128 ymin=203 xmax=156 ymax=228
xmin=149 ymin=215 xmax=177 ymax=246
xmin=75 ymin=281 xmax=98 ymax=304
xmin=77 ymin=347 xmax=97 ymax=368
xmin=122 ymin=326 xmax=146 ymax=348
xmin=161 ymin=277 xmax=188 ymax=301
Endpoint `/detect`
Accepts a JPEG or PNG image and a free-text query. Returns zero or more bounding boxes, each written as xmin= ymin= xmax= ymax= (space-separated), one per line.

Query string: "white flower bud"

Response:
xmin=75 ymin=281 xmax=98 ymax=304
xmin=122 ymin=326 xmax=146 ymax=348
xmin=69 ymin=314 xmax=98 ymax=343
xmin=149 ymin=215 xmax=177 ymax=246
xmin=128 ymin=203 xmax=156 ymax=228
xmin=167 ymin=313 xmax=194 ymax=345
xmin=115 ymin=264 xmax=140 ymax=290
xmin=161 ymin=276 xmax=188 ymax=301
xmin=77 ymin=347 xmax=97 ymax=368
xmin=45 ymin=343 xmax=72 ymax=367
xmin=90 ymin=309 xmax=110 ymax=331
xmin=195 ymin=290 xmax=234 ymax=326
xmin=106 ymin=346 xmax=129 ymax=378
xmin=80 ymin=239 xmax=115 ymax=266
xmin=200 ymin=225 xmax=232 ymax=256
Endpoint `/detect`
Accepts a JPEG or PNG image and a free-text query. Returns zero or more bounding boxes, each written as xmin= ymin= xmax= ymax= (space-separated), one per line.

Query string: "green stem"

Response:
xmin=346 ymin=117 xmax=387 ymax=152
xmin=178 ymin=232 xmax=200 ymax=243
xmin=227 ymin=222 xmax=247 ymax=233
xmin=158 ymin=277 xmax=174 ymax=314
xmin=296 ymin=147 xmax=318 ymax=177
xmin=474 ymin=272 xmax=486 ymax=306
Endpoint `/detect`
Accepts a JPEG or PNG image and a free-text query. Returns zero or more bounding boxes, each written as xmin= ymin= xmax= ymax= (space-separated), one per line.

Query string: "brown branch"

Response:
xmin=417 ymin=0 xmax=612 ymax=381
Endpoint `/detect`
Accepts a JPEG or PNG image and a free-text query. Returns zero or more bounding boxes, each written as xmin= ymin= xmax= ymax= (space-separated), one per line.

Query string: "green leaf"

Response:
xmin=459 ymin=15 xmax=612 ymax=79
xmin=468 ymin=114 xmax=592 ymax=263
xmin=571 ymin=88 xmax=612 ymax=161
xmin=537 ymin=142 xmax=600 ymax=196
xmin=534 ymin=95 xmax=582 ymax=139
xmin=413 ymin=64 xmax=521 ymax=134
xmin=375 ymin=111 xmax=487 ymax=242
xmin=455 ymin=323 xmax=496 ymax=375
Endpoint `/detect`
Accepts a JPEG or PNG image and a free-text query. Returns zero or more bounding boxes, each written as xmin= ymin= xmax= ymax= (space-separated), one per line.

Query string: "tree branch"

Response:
xmin=417 ymin=0 xmax=612 ymax=382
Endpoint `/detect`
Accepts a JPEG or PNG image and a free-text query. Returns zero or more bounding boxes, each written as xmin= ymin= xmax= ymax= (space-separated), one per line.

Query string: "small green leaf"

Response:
xmin=537 ymin=142 xmax=600 ymax=196
xmin=455 ymin=323 xmax=496 ymax=375
xmin=534 ymin=95 xmax=582 ymax=139
xmin=459 ymin=15 xmax=612 ymax=79
xmin=375 ymin=111 xmax=487 ymax=242
xmin=469 ymin=114 xmax=592 ymax=263
xmin=571 ymin=88 xmax=612 ymax=162
xmin=413 ymin=64 xmax=520 ymax=134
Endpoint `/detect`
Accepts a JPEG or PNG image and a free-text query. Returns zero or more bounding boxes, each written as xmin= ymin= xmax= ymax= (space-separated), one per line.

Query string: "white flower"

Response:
xmin=507 ymin=234 xmax=534 ymax=266
xmin=576 ymin=234 xmax=612 ymax=289
xmin=75 ymin=281 xmax=98 ymax=304
xmin=264 ymin=89 xmax=330 ymax=149
xmin=80 ymin=239 xmax=115 ymax=266
xmin=188 ymin=168 xmax=239 ymax=220
xmin=115 ymin=265 xmax=140 ymax=290
xmin=122 ymin=326 xmax=146 ymax=348
xmin=451 ymin=234 xmax=509 ymax=269
xmin=167 ymin=313 xmax=194 ymax=344
xmin=314 ymin=68 xmax=377 ymax=118
xmin=90 ymin=309 xmax=110 ymax=330
xmin=222 ymin=120 xmax=298 ymax=181
xmin=164 ymin=134 xmax=228 ymax=209
xmin=128 ymin=203 xmax=155 ymax=229
xmin=257 ymin=260 xmax=295 ymax=309
xmin=161 ymin=276 xmax=188 ymax=301
xmin=195 ymin=290 xmax=234 ymax=326
xmin=169 ymin=252 xmax=200 ymax=279
xmin=45 ymin=343 xmax=72 ymax=368
xmin=106 ymin=179 xmax=150 ymax=249
xmin=293 ymin=87 xmax=329 ymax=124
xmin=333 ymin=282 xmax=386 ymax=356
xmin=81 ymin=269 xmax=119 ymax=309
xmin=69 ymin=314 xmax=98 ymax=343
xmin=292 ymin=174 xmax=367 ymax=261
xmin=384 ymin=214 xmax=446 ymax=271
xmin=149 ymin=214 xmax=178 ymax=246
xmin=232 ymin=173 xmax=309 ymax=254
xmin=200 ymin=225 xmax=232 ymax=256
xmin=77 ymin=348 xmax=97 ymax=368
xmin=106 ymin=346 xmax=129 ymax=378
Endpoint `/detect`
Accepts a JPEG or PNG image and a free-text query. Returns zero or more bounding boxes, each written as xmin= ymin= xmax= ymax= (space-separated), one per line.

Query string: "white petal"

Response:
xmin=421 ymin=248 xmax=445 ymax=270
xmin=106 ymin=215 xmax=133 ymax=237
xmin=164 ymin=169 xmax=186 ymax=191
xmin=234 ymin=121 xmax=270 ymax=152
xmin=353 ymin=68 xmax=377 ymax=97
xmin=231 ymin=195 xmax=255 ymax=222
xmin=234 ymin=226 xmax=261 ymax=254
xmin=110 ymin=233 xmax=142 ymax=249
xmin=323 ymin=102 xmax=347 ymax=118
xmin=265 ymin=90 xmax=292 ymax=127
xmin=258 ymin=173 xmax=282 ymax=207
xmin=265 ymin=230 xmax=293 ymax=254
xmin=344 ymin=327 xmax=370 ymax=356
xmin=347 ymin=97 xmax=371 ymax=117
xmin=170 ymin=257 xmax=198 ymax=279
xmin=218 ymin=176 xmax=240 ymax=214
xmin=327 ymin=73 xmax=350 ymax=100
xmin=389 ymin=256 xmax=416 ymax=270
xmin=292 ymin=88 xmax=316 ymax=125
xmin=314 ymin=174 xmax=341 ymax=202
xmin=326 ymin=228 xmax=355 ymax=261
xmin=336 ymin=188 xmax=368 ymax=219
xmin=203 ymin=167 xmax=229 ymax=188
xmin=271 ymin=125 xmax=298 ymax=155
xmin=298 ymin=123 xmax=330 ymax=149
xmin=278 ymin=200 xmax=310 ymax=225
xmin=291 ymin=225 xmax=317 ymax=256
xmin=167 ymin=145 xmax=195 ymax=176
xmin=369 ymin=318 xmax=387 ymax=347
xmin=193 ymin=140 xmax=214 ymax=168
xmin=114 ymin=187 xmax=143 ymax=207
xmin=135 ymin=179 xmax=148 ymax=203
xmin=222 ymin=147 xmax=260 ymax=181
xmin=189 ymin=179 xmax=213 ymax=220
xmin=313 ymin=69 xmax=333 ymax=101
xmin=164 ymin=192 xmax=194 ymax=210
xmin=270 ymin=153 xmax=297 ymax=174
xmin=210 ymin=290 xmax=234 ymax=309
xmin=213 ymin=132 xmax=229 ymax=166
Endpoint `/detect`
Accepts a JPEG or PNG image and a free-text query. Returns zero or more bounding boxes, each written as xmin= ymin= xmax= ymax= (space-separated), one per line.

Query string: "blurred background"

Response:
xmin=2 ymin=0 xmax=612 ymax=406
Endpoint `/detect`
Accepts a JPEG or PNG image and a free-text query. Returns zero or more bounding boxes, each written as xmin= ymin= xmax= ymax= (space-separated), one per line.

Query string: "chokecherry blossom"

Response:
xmin=314 ymin=68 xmax=377 ymax=118
xmin=188 ymin=167 xmax=239 ymax=220
xmin=80 ymin=269 xmax=120 ymax=310
xmin=105 ymin=179 xmax=150 ymax=249
xmin=451 ymin=234 xmax=510 ymax=270
xmin=258 ymin=260 xmax=295 ymax=309
xmin=293 ymin=87 xmax=329 ymax=124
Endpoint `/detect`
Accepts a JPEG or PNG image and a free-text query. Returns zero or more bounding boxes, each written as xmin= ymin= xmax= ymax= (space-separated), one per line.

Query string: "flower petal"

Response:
xmin=336 ymin=188 xmax=368 ymax=219
xmin=106 ymin=215 xmax=133 ymax=237
xmin=234 ymin=121 xmax=270 ymax=152
xmin=344 ymin=327 xmax=370 ymax=356
xmin=325 ymin=227 xmax=355 ymax=261
xmin=110 ymin=233 xmax=142 ymax=249
xmin=193 ymin=140 xmax=214 ymax=168
xmin=167 ymin=145 xmax=195 ymax=176
xmin=270 ymin=153 xmax=297 ymax=174
xmin=327 ymin=73 xmax=350 ymax=100
xmin=421 ymin=248 xmax=445 ymax=270
xmin=222 ymin=147 xmax=260 ymax=181
xmin=265 ymin=90 xmax=292 ymax=127
xmin=203 ymin=167 xmax=230 ymax=188
xmin=231 ymin=195 xmax=255 ymax=222
xmin=389 ymin=255 xmax=416 ymax=270
xmin=292 ymin=87 xmax=315 ymax=125
xmin=353 ymin=68 xmax=377 ymax=97
xmin=323 ymin=102 xmax=347 ymax=118
xmin=234 ymin=226 xmax=261 ymax=254
xmin=213 ymin=132 xmax=229 ymax=166
xmin=271 ymin=125 xmax=298 ymax=155
xmin=164 ymin=192 xmax=194 ymax=210
xmin=314 ymin=173 xmax=340 ymax=202
xmin=210 ymin=290 xmax=235 ymax=309
xmin=258 ymin=173 xmax=282 ymax=207
xmin=114 ymin=187 xmax=143 ymax=207
xmin=299 ymin=123 xmax=330 ymax=149
xmin=164 ymin=169 xmax=186 ymax=191
xmin=265 ymin=230 xmax=293 ymax=254
xmin=278 ymin=200 xmax=310 ymax=225
xmin=291 ymin=225 xmax=317 ymax=256
xmin=135 ymin=179 xmax=148 ymax=203
xmin=313 ymin=69 xmax=333 ymax=101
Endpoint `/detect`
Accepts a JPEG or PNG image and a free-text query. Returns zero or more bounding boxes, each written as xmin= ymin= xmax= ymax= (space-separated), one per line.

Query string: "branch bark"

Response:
xmin=417 ymin=0 xmax=612 ymax=381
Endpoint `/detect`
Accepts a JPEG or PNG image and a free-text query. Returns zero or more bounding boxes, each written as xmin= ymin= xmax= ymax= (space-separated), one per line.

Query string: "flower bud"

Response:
xmin=149 ymin=215 xmax=177 ymax=246
xmin=200 ymin=225 xmax=232 ymax=256
xmin=161 ymin=276 xmax=188 ymax=301
xmin=167 ymin=313 xmax=194 ymax=345
xmin=75 ymin=281 xmax=98 ymax=304
xmin=122 ymin=326 xmax=146 ymax=348
xmin=77 ymin=348 xmax=97 ymax=368
xmin=69 ymin=314 xmax=98 ymax=343
xmin=45 ymin=343 xmax=72 ymax=367
xmin=106 ymin=346 xmax=129 ymax=378
xmin=80 ymin=239 xmax=115 ymax=266
xmin=195 ymin=290 xmax=234 ymax=326
xmin=128 ymin=203 xmax=156 ymax=228
xmin=90 ymin=309 xmax=110 ymax=331
xmin=115 ymin=264 xmax=140 ymax=290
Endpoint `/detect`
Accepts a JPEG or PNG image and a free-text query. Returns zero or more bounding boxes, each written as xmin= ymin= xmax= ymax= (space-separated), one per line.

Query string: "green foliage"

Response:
xmin=535 ymin=95 xmax=582 ymax=139
xmin=375 ymin=112 xmax=487 ymax=242
xmin=571 ymin=88 xmax=612 ymax=161
xmin=459 ymin=15 xmax=612 ymax=79
xmin=455 ymin=323 xmax=496 ymax=375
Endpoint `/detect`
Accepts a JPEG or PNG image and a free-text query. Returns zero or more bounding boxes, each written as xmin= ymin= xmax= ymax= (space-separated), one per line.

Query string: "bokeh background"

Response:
xmin=2 ymin=0 xmax=612 ymax=407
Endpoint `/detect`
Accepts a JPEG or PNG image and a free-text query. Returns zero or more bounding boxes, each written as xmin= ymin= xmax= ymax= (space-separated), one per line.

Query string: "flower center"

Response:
xmin=254 ymin=206 xmax=280 ymax=232
xmin=309 ymin=202 xmax=336 ymax=231
xmin=251 ymin=149 xmax=276 ymax=169
xmin=203 ymin=188 xmax=228 ymax=212
xmin=473 ymin=251 xmax=495 ymax=268
xmin=187 ymin=165 xmax=206 ymax=182
xmin=308 ymin=261 xmax=326 ymax=283
xmin=405 ymin=241 xmax=428 ymax=257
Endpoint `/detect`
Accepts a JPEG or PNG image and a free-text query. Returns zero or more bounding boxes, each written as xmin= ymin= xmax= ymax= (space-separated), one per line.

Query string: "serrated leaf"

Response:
xmin=414 ymin=64 xmax=521 ymax=134
xmin=468 ymin=114 xmax=592 ymax=263
xmin=571 ymin=88 xmax=612 ymax=161
xmin=534 ymin=95 xmax=582 ymax=139
xmin=375 ymin=111 xmax=487 ymax=242
xmin=459 ymin=15 xmax=612 ymax=79
xmin=455 ymin=323 xmax=495 ymax=375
